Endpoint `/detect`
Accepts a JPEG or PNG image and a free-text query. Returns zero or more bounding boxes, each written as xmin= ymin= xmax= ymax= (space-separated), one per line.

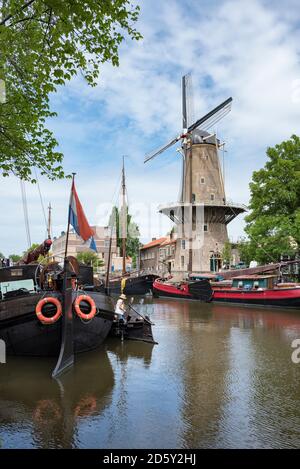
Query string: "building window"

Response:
xmin=211 ymin=194 xmax=215 ymax=201
xmin=181 ymin=240 xmax=186 ymax=250
xmin=192 ymin=193 xmax=196 ymax=203
xmin=181 ymin=255 xmax=184 ymax=268
xmin=200 ymin=177 xmax=205 ymax=184
xmin=204 ymin=224 xmax=208 ymax=232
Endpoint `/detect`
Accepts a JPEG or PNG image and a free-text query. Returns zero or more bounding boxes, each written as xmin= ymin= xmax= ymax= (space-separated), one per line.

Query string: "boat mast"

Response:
xmin=121 ymin=156 xmax=127 ymax=275
xmin=47 ymin=202 xmax=52 ymax=239
xmin=105 ymin=226 xmax=113 ymax=293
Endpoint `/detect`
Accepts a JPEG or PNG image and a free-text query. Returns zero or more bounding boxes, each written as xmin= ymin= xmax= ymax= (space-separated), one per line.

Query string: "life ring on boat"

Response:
xmin=35 ymin=297 xmax=62 ymax=324
xmin=74 ymin=294 xmax=97 ymax=320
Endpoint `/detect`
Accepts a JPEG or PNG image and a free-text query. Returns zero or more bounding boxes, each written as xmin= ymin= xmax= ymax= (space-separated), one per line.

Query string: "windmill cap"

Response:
xmin=191 ymin=129 xmax=220 ymax=145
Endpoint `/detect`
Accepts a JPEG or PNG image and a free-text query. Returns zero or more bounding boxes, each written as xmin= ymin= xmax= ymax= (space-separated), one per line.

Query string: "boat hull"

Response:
xmin=99 ymin=274 xmax=158 ymax=296
xmin=0 ymin=291 xmax=114 ymax=357
xmin=110 ymin=319 xmax=157 ymax=344
xmin=153 ymin=279 xmax=212 ymax=301
xmin=212 ymin=288 xmax=300 ymax=308
xmin=153 ymin=279 xmax=300 ymax=308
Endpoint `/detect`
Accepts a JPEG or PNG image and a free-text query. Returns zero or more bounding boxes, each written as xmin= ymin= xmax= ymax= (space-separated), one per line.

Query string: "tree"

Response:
xmin=9 ymin=253 xmax=21 ymax=262
xmin=23 ymin=243 xmax=39 ymax=255
xmin=244 ymin=135 xmax=300 ymax=264
xmin=77 ymin=251 xmax=103 ymax=269
xmin=0 ymin=0 xmax=141 ymax=181
xmin=237 ymin=238 xmax=256 ymax=266
xmin=222 ymin=241 xmax=232 ymax=267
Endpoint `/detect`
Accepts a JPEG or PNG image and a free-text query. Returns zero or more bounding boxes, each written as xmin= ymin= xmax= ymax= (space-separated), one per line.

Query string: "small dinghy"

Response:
xmin=110 ymin=300 xmax=157 ymax=344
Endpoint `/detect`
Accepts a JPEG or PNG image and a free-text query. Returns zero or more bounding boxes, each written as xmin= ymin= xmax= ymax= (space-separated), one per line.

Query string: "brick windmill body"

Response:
xmin=145 ymin=75 xmax=246 ymax=276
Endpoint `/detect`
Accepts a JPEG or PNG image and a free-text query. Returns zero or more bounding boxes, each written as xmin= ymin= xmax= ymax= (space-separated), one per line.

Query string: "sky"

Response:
xmin=1 ymin=0 xmax=300 ymax=256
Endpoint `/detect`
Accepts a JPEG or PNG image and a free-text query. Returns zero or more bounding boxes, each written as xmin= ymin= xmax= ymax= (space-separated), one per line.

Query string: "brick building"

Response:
xmin=139 ymin=235 xmax=176 ymax=274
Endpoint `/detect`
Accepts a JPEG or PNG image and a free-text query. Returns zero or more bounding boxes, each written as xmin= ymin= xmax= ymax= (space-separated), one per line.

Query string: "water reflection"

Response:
xmin=1 ymin=300 xmax=300 ymax=448
xmin=0 ymin=349 xmax=114 ymax=448
xmin=106 ymin=338 xmax=154 ymax=368
xmin=151 ymin=299 xmax=300 ymax=448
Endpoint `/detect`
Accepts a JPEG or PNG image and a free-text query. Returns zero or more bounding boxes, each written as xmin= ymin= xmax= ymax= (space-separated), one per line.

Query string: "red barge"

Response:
xmin=153 ymin=274 xmax=300 ymax=309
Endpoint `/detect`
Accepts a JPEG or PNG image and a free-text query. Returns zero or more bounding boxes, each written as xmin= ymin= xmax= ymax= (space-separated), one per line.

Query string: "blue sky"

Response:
xmin=1 ymin=0 xmax=300 ymax=255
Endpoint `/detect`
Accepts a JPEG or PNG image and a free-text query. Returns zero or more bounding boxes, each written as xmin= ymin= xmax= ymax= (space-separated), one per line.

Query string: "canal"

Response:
xmin=1 ymin=299 xmax=300 ymax=449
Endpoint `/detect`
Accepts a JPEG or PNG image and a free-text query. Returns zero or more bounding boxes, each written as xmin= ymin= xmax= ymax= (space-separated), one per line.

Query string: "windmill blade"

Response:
xmin=182 ymin=74 xmax=195 ymax=130
xmin=188 ymin=97 xmax=232 ymax=133
xmin=182 ymin=75 xmax=187 ymax=130
xmin=185 ymin=74 xmax=195 ymax=128
xmin=144 ymin=135 xmax=181 ymax=163
xmin=199 ymin=107 xmax=231 ymax=132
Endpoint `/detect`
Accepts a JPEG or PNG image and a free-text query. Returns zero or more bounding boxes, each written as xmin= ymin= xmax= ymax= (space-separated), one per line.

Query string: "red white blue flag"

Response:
xmin=69 ymin=181 xmax=97 ymax=252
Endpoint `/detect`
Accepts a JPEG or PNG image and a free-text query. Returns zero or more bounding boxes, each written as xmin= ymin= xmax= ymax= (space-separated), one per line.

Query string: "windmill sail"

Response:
xmin=188 ymin=97 xmax=232 ymax=133
xmin=144 ymin=74 xmax=232 ymax=169
xmin=183 ymin=74 xmax=195 ymax=129
xmin=144 ymin=135 xmax=181 ymax=163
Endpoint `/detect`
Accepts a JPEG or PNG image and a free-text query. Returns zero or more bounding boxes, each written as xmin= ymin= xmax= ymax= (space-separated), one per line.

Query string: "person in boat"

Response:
xmin=115 ymin=294 xmax=127 ymax=322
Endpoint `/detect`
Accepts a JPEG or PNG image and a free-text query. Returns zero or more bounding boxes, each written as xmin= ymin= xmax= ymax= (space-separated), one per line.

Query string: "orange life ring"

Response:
xmin=35 ymin=297 xmax=62 ymax=324
xmin=74 ymin=294 xmax=97 ymax=320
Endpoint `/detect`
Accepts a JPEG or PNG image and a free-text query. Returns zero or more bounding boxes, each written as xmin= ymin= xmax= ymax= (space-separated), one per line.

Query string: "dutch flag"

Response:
xmin=69 ymin=181 xmax=97 ymax=252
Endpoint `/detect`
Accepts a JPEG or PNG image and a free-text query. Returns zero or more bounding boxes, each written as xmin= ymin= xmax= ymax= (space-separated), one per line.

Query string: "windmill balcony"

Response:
xmin=158 ymin=201 xmax=248 ymax=226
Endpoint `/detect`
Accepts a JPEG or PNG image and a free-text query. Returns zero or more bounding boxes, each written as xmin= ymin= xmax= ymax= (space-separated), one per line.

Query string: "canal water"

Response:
xmin=1 ymin=299 xmax=300 ymax=449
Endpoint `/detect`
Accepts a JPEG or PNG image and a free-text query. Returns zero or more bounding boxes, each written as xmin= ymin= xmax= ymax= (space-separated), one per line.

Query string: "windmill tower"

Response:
xmin=145 ymin=74 xmax=246 ymax=275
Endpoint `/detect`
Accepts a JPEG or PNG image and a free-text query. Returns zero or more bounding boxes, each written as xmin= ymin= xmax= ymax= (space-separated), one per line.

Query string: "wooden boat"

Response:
xmin=211 ymin=275 xmax=300 ymax=308
xmin=97 ymin=273 xmax=158 ymax=296
xmin=153 ymin=277 xmax=213 ymax=301
xmin=153 ymin=273 xmax=300 ymax=309
xmin=110 ymin=303 xmax=157 ymax=344
xmin=0 ymin=254 xmax=115 ymax=357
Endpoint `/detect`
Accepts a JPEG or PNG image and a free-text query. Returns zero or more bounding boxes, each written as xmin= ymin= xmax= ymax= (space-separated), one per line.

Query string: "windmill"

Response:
xmin=144 ymin=74 xmax=246 ymax=275
xmin=144 ymin=75 xmax=232 ymax=175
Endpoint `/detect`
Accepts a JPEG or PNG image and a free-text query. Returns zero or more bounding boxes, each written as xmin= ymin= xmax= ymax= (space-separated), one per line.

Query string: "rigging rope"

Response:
xmin=34 ymin=168 xmax=48 ymax=237
xmin=20 ymin=179 xmax=31 ymax=249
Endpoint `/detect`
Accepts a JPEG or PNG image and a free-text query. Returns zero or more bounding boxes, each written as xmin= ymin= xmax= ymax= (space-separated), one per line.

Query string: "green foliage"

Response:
xmin=23 ymin=243 xmax=39 ymax=254
xmin=244 ymin=135 xmax=300 ymax=264
xmin=109 ymin=205 xmax=141 ymax=267
xmin=0 ymin=0 xmax=141 ymax=181
xmin=77 ymin=251 xmax=103 ymax=269
xmin=237 ymin=238 xmax=256 ymax=265
xmin=9 ymin=253 xmax=21 ymax=262
xmin=222 ymin=241 xmax=232 ymax=265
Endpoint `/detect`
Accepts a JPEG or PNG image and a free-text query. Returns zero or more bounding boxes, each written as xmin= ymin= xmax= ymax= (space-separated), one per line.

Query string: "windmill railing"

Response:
xmin=158 ymin=201 xmax=248 ymax=211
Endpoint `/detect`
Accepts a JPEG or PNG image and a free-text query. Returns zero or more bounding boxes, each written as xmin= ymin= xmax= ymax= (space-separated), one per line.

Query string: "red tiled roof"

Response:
xmin=140 ymin=237 xmax=167 ymax=250
xmin=160 ymin=238 xmax=176 ymax=246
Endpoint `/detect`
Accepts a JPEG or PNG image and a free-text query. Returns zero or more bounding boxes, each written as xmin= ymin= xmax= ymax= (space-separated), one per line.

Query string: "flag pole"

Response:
xmin=64 ymin=173 xmax=76 ymax=262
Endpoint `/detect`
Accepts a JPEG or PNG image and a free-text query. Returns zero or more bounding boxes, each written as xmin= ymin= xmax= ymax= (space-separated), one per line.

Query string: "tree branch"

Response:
xmin=0 ymin=0 xmax=37 ymax=26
